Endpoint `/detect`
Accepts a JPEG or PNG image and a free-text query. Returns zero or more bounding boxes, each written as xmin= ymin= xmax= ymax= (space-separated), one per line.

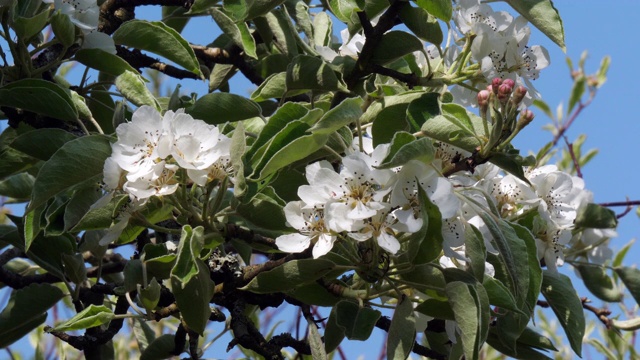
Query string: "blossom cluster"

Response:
xmin=276 ymin=140 xmax=615 ymax=273
xmin=275 ymin=143 xmax=460 ymax=259
xmin=449 ymin=0 xmax=550 ymax=104
xmin=103 ymin=106 xmax=232 ymax=204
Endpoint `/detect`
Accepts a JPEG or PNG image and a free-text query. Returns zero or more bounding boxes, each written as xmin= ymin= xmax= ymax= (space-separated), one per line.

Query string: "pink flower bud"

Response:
xmin=498 ymin=83 xmax=513 ymax=102
xmin=517 ymin=109 xmax=535 ymax=129
xmin=491 ymin=78 xmax=502 ymax=94
xmin=477 ymin=90 xmax=490 ymax=107
xmin=502 ymin=79 xmax=515 ymax=89
xmin=512 ymin=85 xmax=527 ymax=105
xmin=523 ymin=109 xmax=535 ymax=122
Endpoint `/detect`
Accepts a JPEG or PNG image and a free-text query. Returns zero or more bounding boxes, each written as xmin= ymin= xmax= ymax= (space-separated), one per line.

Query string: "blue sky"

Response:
xmin=5 ymin=1 xmax=640 ymax=359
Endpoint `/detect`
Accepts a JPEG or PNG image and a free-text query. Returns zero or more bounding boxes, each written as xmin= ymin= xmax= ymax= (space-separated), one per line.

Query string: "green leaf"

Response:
xmin=236 ymin=191 xmax=288 ymax=230
xmin=251 ymin=72 xmax=287 ymax=101
xmin=50 ymin=305 xmax=115 ymax=332
xmin=247 ymin=103 xmax=310 ymax=159
xmin=567 ymin=75 xmax=586 ymax=114
xmin=138 ymin=278 xmax=162 ymax=311
xmin=446 ymin=281 xmax=480 ymax=360
xmin=0 ymin=79 xmax=78 ymax=122
xmin=1 ymin=222 xmax=76 ymax=280
xmin=308 ymin=320 xmax=328 ymax=360
xmin=465 ymin=225 xmax=486 ymax=281
xmin=0 ymin=283 xmax=65 ymax=348
xmin=27 ymin=135 xmax=111 ymax=213
xmin=483 ymin=276 xmax=524 ymax=315
xmin=398 ymin=4 xmax=443 ymax=45
xmin=377 ymin=137 xmax=435 ymax=169
xmin=186 ymin=93 xmax=262 ymax=125
xmin=263 ymin=8 xmax=299 ymax=57
xmin=71 ymin=194 xmax=128 ymax=232
xmin=132 ymin=318 xmax=156 ymax=353
xmin=253 ymin=132 xmax=329 ymax=180
xmin=371 ymin=104 xmax=412 ymax=146
xmin=50 ymin=10 xmax=76 ymax=48
xmin=309 ymin=97 xmax=363 ymax=134
xmin=477 ymin=214 xmax=529 ymax=307
xmin=75 ymin=49 xmax=141 ymax=77
xmin=115 ymin=71 xmax=160 ymax=110
xmin=241 ymin=259 xmax=336 ymax=293
xmin=170 ymin=226 xmax=215 ymax=335
xmin=419 ymin=111 xmax=486 ymax=153
xmin=575 ymin=203 xmax=617 ymax=229
xmin=335 ymin=301 xmax=381 ymax=340
xmin=63 ymin=185 xmax=102 ymax=232
xmin=210 ymin=8 xmax=258 ymax=59
xmin=0 ymin=172 xmax=34 ymax=201
xmin=140 ymin=334 xmax=179 ymax=360
xmin=503 ymin=0 xmax=565 ymax=51
xmin=489 ymin=152 xmax=531 ymax=185
xmin=611 ymin=317 xmax=640 ymax=331
xmin=287 ymin=283 xmax=340 ymax=307
xmin=286 ymin=55 xmax=346 ymax=93
xmin=11 ymin=6 xmax=49 ymax=41
xmin=414 ymin=298 xmax=454 ymax=320
xmin=540 ymin=271 xmax=585 ymax=357
xmin=575 ymin=265 xmax=622 ymax=302
xmin=414 ymin=0 xmax=452 ymax=22
xmin=113 ymin=20 xmax=202 ymax=76
xmin=387 ymin=296 xmax=416 ymax=360
xmin=486 ymin=329 xmax=554 ymax=360
xmin=0 ymin=128 xmax=38 ymax=179
xmin=615 ymin=267 xmax=640 ymax=306
xmin=312 ymin=11 xmax=333 ymax=47
xmin=406 ymin=184 xmax=443 ymax=264
xmin=371 ymin=31 xmax=425 ymax=65
xmin=328 ymin=0 xmax=364 ymax=22
xmin=62 ymin=253 xmax=87 ymax=285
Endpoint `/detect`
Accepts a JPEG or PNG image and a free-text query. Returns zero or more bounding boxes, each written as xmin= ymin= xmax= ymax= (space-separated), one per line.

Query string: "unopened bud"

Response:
xmin=502 ymin=79 xmax=515 ymax=89
xmin=478 ymin=90 xmax=490 ymax=119
xmin=498 ymin=83 xmax=513 ymax=103
xmin=491 ymin=78 xmax=502 ymax=94
xmin=477 ymin=90 xmax=490 ymax=107
xmin=517 ymin=109 xmax=535 ymax=128
xmin=512 ymin=85 xmax=528 ymax=105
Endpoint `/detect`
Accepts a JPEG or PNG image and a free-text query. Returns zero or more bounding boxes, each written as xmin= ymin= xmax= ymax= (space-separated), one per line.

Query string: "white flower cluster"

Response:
xmin=449 ymin=0 xmax=550 ymax=104
xmin=277 ymin=141 xmax=614 ymax=272
xmin=103 ymin=105 xmax=232 ymax=204
xmin=275 ymin=143 xmax=460 ymax=259
xmin=43 ymin=0 xmax=116 ymax=53
xmin=448 ymin=161 xmax=615 ymax=272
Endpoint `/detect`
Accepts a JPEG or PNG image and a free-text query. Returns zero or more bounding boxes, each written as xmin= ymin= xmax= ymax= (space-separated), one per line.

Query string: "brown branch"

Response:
xmin=371 ymin=64 xmax=420 ymax=88
xmin=191 ymin=44 xmax=264 ymax=86
xmin=563 ymin=136 xmax=583 ymax=178
xmin=0 ymin=247 xmax=61 ymax=288
xmin=99 ymin=0 xmax=193 ymax=35
xmin=227 ymin=299 xmax=284 ymax=359
xmin=537 ymin=297 xmax=613 ymax=329
xmin=224 ymin=223 xmax=278 ymax=250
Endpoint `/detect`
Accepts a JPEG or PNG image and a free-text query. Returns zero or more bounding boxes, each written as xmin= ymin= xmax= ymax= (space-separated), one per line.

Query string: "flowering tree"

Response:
xmin=0 ymin=0 xmax=636 ymax=359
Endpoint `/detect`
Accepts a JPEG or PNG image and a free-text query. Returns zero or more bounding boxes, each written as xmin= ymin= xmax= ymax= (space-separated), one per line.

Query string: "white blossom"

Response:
xmin=111 ymin=106 xmax=172 ymax=181
xmin=275 ymin=201 xmax=337 ymax=259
